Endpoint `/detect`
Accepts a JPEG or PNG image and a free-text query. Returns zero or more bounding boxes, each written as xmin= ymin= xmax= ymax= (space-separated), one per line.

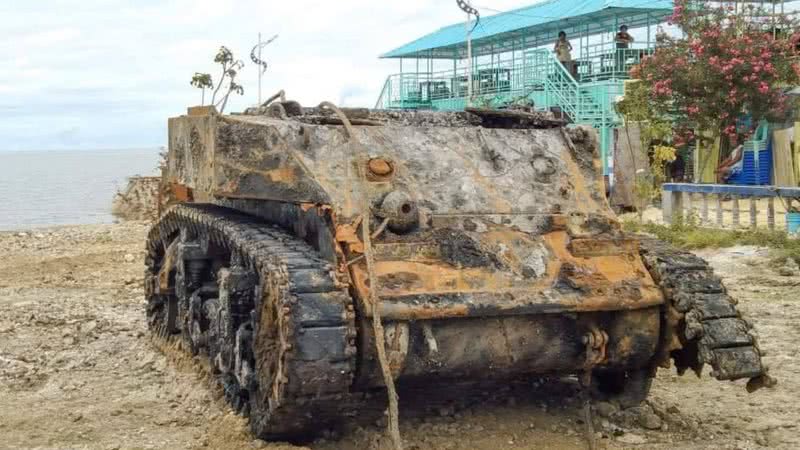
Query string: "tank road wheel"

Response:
xmin=145 ymin=238 xmax=180 ymax=338
xmin=638 ymin=238 xmax=774 ymax=390
xmin=145 ymin=204 xmax=357 ymax=439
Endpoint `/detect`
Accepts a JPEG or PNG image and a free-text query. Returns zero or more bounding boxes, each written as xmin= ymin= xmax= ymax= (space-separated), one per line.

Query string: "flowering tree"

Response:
xmin=632 ymin=0 xmax=800 ymax=144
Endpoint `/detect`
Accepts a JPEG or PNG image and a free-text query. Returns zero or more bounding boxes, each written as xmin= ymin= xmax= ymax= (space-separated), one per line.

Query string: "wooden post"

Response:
xmin=701 ymin=193 xmax=709 ymax=224
xmin=749 ymin=197 xmax=757 ymax=229
xmin=732 ymin=195 xmax=740 ymax=228
xmin=716 ymin=195 xmax=724 ymax=227
xmin=767 ymin=197 xmax=775 ymax=230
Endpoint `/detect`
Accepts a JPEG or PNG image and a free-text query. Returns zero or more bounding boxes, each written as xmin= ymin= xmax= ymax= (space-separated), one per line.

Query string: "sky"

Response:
xmin=0 ymin=0 xmax=537 ymax=151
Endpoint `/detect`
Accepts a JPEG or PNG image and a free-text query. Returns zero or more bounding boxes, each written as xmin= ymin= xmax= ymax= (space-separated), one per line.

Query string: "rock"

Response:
xmin=123 ymin=253 xmax=136 ymax=263
xmin=777 ymin=258 xmax=799 ymax=276
xmin=82 ymin=321 xmax=98 ymax=335
xmin=639 ymin=411 xmax=662 ymax=430
xmin=629 ymin=405 xmax=662 ymax=430
xmin=617 ymin=433 xmax=647 ymax=444
xmin=594 ymin=401 xmax=619 ymax=418
xmin=250 ymin=439 xmax=267 ymax=448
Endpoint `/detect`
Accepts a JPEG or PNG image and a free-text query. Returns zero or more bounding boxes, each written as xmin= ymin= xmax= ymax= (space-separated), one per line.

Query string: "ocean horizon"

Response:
xmin=0 ymin=148 xmax=161 ymax=231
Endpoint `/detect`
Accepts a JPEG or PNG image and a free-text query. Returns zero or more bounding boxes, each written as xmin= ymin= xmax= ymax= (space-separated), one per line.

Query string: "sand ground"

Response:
xmin=0 ymin=223 xmax=797 ymax=450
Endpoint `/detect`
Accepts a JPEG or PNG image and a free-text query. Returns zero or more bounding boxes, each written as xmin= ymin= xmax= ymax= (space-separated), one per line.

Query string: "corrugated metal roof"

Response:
xmin=382 ymin=0 xmax=673 ymax=59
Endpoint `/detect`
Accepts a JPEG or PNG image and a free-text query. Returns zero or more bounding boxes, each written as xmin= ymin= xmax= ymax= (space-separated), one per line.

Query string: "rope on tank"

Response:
xmin=318 ymin=101 xmax=404 ymax=450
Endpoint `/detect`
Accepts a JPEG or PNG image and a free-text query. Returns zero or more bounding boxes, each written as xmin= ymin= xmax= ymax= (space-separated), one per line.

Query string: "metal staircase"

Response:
xmin=375 ymin=50 xmax=618 ymax=129
xmin=523 ymin=50 xmax=616 ymax=129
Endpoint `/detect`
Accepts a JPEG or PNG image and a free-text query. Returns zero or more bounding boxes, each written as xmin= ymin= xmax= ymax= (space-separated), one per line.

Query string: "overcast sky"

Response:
xmin=0 ymin=0 xmax=539 ymax=151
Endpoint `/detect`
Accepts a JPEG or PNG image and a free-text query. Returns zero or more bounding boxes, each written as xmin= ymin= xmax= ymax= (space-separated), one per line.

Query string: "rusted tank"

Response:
xmin=145 ymin=102 xmax=772 ymax=440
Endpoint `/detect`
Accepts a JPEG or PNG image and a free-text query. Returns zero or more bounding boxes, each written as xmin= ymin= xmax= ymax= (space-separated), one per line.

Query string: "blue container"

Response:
xmin=726 ymin=123 xmax=772 ymax=186
xmin=788 ymin=212 xmax=800 ymax=234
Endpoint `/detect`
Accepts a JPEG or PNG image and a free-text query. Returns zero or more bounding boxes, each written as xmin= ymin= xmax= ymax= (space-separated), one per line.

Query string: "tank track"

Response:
xmin=638 ymin=238 xmax=773 ymax=390
xmin=144 ymin=204 xmax=357 ymax=439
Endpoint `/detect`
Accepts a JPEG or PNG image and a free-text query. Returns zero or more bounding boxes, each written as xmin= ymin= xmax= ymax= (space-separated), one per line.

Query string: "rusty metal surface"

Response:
xmin=355 ymin=307 xmax=659 ymax=388
xmin=145 ymin=105 xmax=778 ymax=439
xmin=163 ymin=108 xmax=662 ymax=320
xmin=149 ymin=105 xmax=705 ymax=439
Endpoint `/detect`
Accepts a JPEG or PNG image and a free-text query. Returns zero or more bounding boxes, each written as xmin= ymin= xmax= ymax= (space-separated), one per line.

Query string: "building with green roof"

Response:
xmin=375 ymin=0 xmax=675 ymax=174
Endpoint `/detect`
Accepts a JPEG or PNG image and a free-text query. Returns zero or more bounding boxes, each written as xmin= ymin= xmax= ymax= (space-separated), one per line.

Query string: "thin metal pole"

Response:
xmin=466 ymin=12 xmax=473 ymax=105
xmin=453 ymin=52 xmax=457 ymax=99
xmin=400 ymin=59 xmax=404 ymax=106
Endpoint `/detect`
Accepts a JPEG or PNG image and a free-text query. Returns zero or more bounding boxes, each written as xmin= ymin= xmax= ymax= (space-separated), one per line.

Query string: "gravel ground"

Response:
xmin=0 ymin=223 xmax=796 ymax=450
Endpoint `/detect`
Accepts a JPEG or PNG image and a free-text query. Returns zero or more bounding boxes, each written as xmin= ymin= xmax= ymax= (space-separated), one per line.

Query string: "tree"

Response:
xmin=616 ymin=81 xmax=677 ymax=218
xmin=633 ymin=0 xmax=800 ymax=145
xmin=190 ymin=72 xmax=213 ymax=105
xmin=209 ymin=46 xmax=245 ymax=113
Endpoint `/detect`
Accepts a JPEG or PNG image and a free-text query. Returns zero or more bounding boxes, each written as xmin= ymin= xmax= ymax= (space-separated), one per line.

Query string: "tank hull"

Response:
xmin=163 ymin=108 xmax=664 ymax=322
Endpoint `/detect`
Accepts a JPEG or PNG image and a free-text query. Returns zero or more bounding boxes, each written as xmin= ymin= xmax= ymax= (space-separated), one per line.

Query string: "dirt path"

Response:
xmin=0 ymin=224 xmax=796 ymax=449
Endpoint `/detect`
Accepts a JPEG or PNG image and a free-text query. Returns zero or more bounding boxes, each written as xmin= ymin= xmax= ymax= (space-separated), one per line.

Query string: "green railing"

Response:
xmin=374 ymin=46 xmax=634 ymax=129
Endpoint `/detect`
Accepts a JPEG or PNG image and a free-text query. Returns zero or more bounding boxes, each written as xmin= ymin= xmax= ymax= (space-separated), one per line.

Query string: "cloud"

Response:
xmin=0 ymin=0 xmax=534 ymax=151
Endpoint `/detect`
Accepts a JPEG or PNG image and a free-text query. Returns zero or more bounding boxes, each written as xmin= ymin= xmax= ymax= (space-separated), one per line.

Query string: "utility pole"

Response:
xmin=466 ymin=14 xmax=473 ymax=104
xmin=456 ymin=1 xmax=479 ymax=106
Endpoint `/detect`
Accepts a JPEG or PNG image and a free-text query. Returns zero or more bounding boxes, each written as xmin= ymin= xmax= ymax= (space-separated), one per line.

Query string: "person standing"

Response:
xmin=615 ymin=25 xmax=634 ymax=49
xmin=614 ymin=25 xmax=635 ymax=73
xmin=554 ymin=31 xmax=574 ymax=76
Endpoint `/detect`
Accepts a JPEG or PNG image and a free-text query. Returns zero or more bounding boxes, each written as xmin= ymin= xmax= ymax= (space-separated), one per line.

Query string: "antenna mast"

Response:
xmin=250 ymin=33 xmax=279 ymax=105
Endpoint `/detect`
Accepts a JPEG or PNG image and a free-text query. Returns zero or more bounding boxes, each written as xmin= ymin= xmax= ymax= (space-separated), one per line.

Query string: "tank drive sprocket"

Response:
xmin=144 ymin=204 xmax=357 ymax=439
xmin=638 ymin=238 xmax=774 ymax=390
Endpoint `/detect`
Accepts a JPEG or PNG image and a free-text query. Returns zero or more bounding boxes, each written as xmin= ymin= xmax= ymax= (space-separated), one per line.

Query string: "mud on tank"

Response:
xmin=145 ymin=101 xmax=773 ymax=439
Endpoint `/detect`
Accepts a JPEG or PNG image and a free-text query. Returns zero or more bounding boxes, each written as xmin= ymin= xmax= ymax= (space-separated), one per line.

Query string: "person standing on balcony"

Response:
xmin=554 ymin=31 xmax=574 ymax=77
xmin=615 ymin=25 xmax=634 ymax=49
xmin=615 ymin=25 xmax=635 ymax=74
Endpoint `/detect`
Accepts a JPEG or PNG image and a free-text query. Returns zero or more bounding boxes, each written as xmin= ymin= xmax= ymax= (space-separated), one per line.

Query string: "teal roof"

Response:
xmin=382 ymin=0 xmax=674 ymax=59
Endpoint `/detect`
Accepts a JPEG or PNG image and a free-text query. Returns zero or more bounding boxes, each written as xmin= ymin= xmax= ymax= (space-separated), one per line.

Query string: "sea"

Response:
xmin=0 ymin=148 xmax=161 ymax=231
